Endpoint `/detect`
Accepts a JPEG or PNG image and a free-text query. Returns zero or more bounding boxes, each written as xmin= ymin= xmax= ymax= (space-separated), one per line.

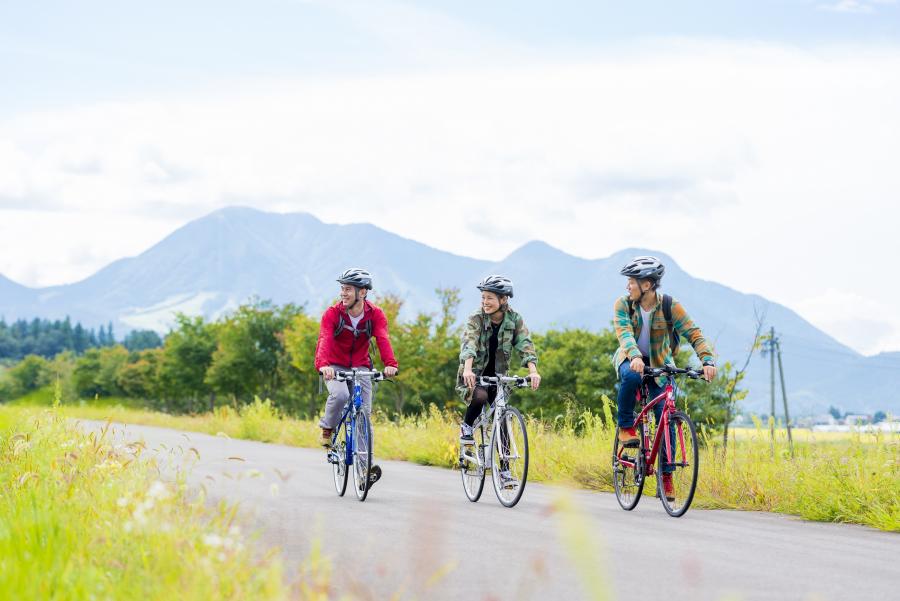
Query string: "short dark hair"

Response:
xmin=640 ymin=277 xmax=661 ymax=290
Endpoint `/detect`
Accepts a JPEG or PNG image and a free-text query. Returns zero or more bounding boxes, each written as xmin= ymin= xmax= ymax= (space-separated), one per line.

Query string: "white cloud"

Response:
xmin=795 ymin=289 xmax=900 ymax=356
xmin=1 ymin=40 xmax=899 ymax=352
xmin=820 ymin=0 xmax=897 ymax=13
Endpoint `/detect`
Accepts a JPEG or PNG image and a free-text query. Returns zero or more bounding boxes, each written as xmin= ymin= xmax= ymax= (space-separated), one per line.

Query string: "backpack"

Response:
xmin=333 ymin=313 xmax=373 ymax=340
xmin=333 ymin=312 xmax=375 ymax=369
xmin=629 ymin=294 xmax=679 ymax=356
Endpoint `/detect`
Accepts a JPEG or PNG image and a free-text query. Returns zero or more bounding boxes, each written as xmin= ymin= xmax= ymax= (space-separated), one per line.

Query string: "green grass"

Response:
xmin=33 ymin=391 xmax=899 ymax=532
xmin=0 ymin=405 xmax=287 ymax=600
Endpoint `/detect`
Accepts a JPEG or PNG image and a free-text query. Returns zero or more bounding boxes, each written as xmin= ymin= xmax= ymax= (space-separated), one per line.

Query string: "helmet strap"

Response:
xmin=347 ymin=288 xmax=365 ymax=314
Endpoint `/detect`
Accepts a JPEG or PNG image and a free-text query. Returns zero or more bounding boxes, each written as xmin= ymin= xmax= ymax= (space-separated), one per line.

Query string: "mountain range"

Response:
xmin=2 ymin=206 xmax=896 ymax=415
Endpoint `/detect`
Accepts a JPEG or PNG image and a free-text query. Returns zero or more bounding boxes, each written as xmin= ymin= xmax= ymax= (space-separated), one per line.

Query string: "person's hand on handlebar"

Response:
xmin=528 ymin=371 xmax=541 ymax=390
xmin=630 ymin=356 xmax=645 ymax=374
xmin=702 ymin=364 xmax=717 ymax=382
xmin=320 ymin=366 xmax=336 ymax=381
xmin=384 ymin=366 xmax=398 ymax=378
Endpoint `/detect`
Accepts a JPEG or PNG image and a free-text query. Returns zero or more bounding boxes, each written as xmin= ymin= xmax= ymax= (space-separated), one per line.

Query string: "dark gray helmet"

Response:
xmin=477 ymin=274 xmax=514 ymax=298
xmin=620 ymin=256 xmax=665 ymax=282
xmin=337 ymin=267 xmax=373 ymax=290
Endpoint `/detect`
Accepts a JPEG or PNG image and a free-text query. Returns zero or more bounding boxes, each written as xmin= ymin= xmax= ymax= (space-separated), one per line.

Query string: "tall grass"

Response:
xmin=36 ymin=395 xmax=900 ymax=532
xmin=0 ymin=406 xmax=287 ymax=599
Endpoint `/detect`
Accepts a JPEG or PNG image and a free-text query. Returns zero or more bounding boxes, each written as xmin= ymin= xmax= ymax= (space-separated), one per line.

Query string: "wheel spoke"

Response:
xmin=658 ymin=412 xmax=699 ymax=517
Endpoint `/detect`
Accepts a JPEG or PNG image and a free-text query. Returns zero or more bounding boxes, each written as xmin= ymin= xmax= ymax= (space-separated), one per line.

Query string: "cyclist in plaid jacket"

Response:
xmin=612 ymin=256 xmax=716 ymax=499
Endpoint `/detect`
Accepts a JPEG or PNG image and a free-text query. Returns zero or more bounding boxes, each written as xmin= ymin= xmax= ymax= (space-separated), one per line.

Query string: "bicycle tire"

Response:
xmin=460 ymin=422 xmax=486 ymax=502
xmin=657 ymin=411 xmax=699 ymax=517
xmin=332 ymin=421 xmax=348 ymax=497
xmin=613 ymin=426 xmax=645 ymax=511
xmin=353 ymin=411 xmax=373 ymax=502
xmin=490 ymin=406 xmax=529 ymax=508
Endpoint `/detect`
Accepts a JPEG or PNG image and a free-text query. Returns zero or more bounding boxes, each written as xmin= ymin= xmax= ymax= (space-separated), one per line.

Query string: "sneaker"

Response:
xmin=498 ymin=470 xmax=518 ymax=490
xmin=662 ymin=473 xmax=675 ymax=502
xmin=368 ymin=465 xmax=382 ymax=487
xmin=320 ymin=428 xmax=333 ymax=448
xmin=460 ymin=424 xmax=474 ymax=444
xmin=618 ymin=427 xmax=639 ymax=447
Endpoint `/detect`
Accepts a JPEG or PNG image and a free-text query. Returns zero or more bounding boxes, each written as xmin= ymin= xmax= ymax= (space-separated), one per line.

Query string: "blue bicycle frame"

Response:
xmin=332 ymin=379 xmax=365 ymax=466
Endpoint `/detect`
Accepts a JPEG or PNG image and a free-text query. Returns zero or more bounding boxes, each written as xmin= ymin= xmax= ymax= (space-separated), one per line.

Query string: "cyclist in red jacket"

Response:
xmin=315 ymin=268 xmax=399 ymax=468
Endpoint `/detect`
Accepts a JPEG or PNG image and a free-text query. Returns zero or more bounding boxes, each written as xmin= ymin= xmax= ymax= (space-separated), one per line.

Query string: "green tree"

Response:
xmin=95 ymin=346 xmax=129 ymax=396
xmin=157 ymin=315 xmax=218 ymax=412
xmin=116 ymin=348 xmax=162 ymax=399
xmin=123 ymin=329 xmax=163 ymax=351
xmin=205 ymin=300 xmax=302 ymax=405
xmin=379 ymin=289 xmax=461 ymax=415
xmin=282 ymin=310 xmax=324 ymax=417
xmin=528 ymin=328 xmax=620 ymax=419
xmin=6 ymin=354 xmax=51 ymax=396
xmin=73 ymin=349 xmax=104 ymax=397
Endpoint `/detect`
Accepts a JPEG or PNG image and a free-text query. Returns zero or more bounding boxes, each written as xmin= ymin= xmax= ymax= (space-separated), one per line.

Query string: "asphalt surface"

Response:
xmin=84 ymin=421 xmax=898 ymax=601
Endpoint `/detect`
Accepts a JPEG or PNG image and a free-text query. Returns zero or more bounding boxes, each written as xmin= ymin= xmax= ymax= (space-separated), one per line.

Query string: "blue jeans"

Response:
xmin=616 ymin=360 xmax=676 ymax=474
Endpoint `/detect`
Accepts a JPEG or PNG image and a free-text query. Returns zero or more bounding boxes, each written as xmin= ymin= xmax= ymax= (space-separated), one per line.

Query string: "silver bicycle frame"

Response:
xmin=459 ymin=376 xmax=522 ymax=471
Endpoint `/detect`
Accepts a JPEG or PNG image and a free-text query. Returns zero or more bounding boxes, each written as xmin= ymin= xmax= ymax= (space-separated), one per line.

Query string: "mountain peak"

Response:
xmin=505 ymin=240 xmax=578 ymax=262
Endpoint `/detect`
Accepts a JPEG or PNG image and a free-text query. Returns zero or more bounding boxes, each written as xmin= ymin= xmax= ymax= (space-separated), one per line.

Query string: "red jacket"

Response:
xmin=314 ymin=300 xmax=399 ymax=371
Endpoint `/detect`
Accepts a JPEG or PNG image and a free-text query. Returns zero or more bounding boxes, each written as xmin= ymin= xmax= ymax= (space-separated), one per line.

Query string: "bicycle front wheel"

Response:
xmin=352 ymin=412 xmax=373 ymax=502
xmin=332 ymin=422 xmax=348 ymax=497
xmin=490 ymin=407 xmax=529 ymax=508
xmin=612 ymin=426 xmax=645 ymax=510
xmin=657 ymin=411 xmax=699 ymax=517
xmin=460 ymin=423 xmax=486 ymax=502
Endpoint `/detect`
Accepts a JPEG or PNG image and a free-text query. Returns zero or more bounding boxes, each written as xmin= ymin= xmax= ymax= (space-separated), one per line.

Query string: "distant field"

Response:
xmin=17 ymin=388 xmax=896 ymax=533
xmin=728 ymin=426 xmax=890 ymax=443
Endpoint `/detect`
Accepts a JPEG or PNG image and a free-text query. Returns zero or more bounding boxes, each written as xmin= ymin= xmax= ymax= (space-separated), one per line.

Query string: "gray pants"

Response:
xmin=318 ymin=365 xmax=374 ymax=430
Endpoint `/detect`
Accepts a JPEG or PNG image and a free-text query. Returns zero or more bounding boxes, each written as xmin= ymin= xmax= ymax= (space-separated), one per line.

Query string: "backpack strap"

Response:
xmin=333 ymin=313 xmax=374 ymax=340
xmin=662 ymin=294 xmax=678 ymax=355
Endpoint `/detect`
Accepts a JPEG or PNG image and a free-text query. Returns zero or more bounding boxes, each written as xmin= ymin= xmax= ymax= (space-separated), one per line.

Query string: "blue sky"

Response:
xmin=1 ymin=1 xmax=899 ymax=354
xmin=3 ymin=1 xmax=898 ymax=113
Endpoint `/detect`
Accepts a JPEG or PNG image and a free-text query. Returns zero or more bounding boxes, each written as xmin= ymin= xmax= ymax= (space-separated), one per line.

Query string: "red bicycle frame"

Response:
xmin=616 ymin=379 xmax=688 ymax=475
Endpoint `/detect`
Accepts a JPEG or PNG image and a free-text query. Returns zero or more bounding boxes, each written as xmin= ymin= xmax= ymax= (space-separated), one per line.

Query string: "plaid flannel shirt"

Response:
xmin=612 ymin=293 xmax=715 ymax=386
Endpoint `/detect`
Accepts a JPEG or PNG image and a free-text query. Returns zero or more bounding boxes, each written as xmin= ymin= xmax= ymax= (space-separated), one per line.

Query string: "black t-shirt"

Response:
xmin=483 ymin=322 xmax=501 ymax=377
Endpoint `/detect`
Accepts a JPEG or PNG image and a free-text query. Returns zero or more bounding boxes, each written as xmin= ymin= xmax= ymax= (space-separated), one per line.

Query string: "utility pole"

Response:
xmin=761 ymin=327 xmax=795 ymax=459
xmin=768 ymin=326 xmax=776 ymax=454
xmin=775 ymin=336 xmax=795 ymax=457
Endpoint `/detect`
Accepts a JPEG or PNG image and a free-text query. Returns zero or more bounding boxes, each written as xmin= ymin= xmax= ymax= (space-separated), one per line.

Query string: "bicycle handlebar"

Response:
xmin=477 ymin=375 xmax=533 ymax=388
xmin=642 ymin=365 xmax=705 ymax=380
xmin=335 ymin=369 xmax=389 ymax=382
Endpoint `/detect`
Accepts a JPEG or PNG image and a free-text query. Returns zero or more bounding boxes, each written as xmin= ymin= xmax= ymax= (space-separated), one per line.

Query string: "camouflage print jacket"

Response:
xmin=456 ymin=306 xmax=538 ymax=401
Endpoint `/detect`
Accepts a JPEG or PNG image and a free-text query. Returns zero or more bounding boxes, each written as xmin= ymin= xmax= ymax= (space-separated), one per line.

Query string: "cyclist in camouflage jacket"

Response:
xmin=457 ymin=275 xmax=540 ymax=489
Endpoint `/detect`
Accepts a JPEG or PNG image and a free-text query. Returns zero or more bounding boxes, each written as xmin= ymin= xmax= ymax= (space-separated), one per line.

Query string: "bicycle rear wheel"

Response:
xmin=491 ymin=407 xmax=528 ymax=508
xmin=352 ymin=412 xmax=373 ymax=501
xmin=332 ymin=421 xmax=348 ymax=497
xmin=612 ymin=426 xmax=645 ymax=510
xmin=460 ymin=423 xmax=486 ymax=502
xmin=657 ymin=411 xmax=699 ymax=517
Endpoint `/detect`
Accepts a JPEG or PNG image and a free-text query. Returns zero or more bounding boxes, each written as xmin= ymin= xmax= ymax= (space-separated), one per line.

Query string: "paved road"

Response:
xmin=86 ymin=421 xmax=898 ymax=601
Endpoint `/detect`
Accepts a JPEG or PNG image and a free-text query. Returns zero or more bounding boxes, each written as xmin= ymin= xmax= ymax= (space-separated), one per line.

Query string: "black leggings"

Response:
xmin=464 ymin=385 xmax=497 ymax=426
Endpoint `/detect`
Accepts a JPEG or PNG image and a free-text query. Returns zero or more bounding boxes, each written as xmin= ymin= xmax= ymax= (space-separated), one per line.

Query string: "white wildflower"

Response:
xmin=147 ymin=480 xmax=171 ymax=500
